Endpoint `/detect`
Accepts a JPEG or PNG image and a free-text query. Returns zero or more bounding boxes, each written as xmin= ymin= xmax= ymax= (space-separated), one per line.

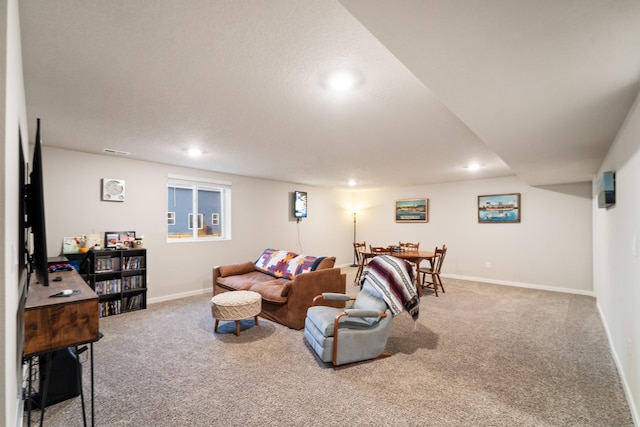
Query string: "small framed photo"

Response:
xmin=105 ymin=231 xmax=136 ymax=248
xmin=395 ymin=198 xmax=428 ymax=223
xmin=478 ymin=193 xmax=521 ymax=223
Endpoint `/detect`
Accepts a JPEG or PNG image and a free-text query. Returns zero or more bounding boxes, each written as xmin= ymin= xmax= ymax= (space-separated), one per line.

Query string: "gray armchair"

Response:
xmin=304 ymin=281 xmax=393 ymax=366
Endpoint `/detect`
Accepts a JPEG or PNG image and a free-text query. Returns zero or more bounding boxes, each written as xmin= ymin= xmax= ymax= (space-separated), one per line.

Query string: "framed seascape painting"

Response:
xmin=395 ymin=198 xmax=428 ymax=223
xmin=478 ymin=193 xmax=521 ymax=223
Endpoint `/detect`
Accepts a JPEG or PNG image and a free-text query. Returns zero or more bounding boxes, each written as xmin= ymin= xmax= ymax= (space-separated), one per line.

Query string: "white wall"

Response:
xmin=44 ymin=147 xmax=593 ymax=303
xmin=43 ymin=147 xmax=352 ymax=301
xmin=593 ymin=88 xmax=640 ymax=425
xmin=348 ymin=176 xmax=593 ymax=293
xmin=1 ymin=0 xmax=29 ymax=425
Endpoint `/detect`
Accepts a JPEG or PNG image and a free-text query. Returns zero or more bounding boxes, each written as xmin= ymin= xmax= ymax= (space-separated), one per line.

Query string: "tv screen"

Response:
xmin=25 ymin=118 xmax=49 ymax=286
xmin=294 ymin=191 xmax=307 ymax=218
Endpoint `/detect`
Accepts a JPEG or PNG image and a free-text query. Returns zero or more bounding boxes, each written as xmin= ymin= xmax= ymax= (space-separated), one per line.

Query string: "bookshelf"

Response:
xmin=86 ymin=248 xmax=147 ymax=317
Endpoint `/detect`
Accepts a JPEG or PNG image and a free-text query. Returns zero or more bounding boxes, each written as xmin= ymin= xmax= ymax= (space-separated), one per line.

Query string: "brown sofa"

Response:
xmin=213 ymin=255 xmax=346 ymax=330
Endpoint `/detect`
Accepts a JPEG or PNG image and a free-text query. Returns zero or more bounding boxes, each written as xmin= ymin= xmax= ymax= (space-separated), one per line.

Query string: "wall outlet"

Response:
xmin=485 ymin=261 xmax=492 ymax=268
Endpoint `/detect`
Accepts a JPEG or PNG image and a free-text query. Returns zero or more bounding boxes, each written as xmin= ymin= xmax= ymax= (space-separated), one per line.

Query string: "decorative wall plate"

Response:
xmin=101 ymin=178 xmax=126 ymax=201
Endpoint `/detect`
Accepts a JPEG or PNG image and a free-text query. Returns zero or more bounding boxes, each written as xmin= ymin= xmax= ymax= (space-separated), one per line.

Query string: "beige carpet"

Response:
xmin=31 ymin=268 xmax=633 ymax=426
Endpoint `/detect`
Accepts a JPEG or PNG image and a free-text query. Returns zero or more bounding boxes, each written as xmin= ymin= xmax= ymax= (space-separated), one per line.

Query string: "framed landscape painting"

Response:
xmin=478 ymin=193 xmax=520 ymax=223
xmin=395 ymin=198 xmax=428 ymax=223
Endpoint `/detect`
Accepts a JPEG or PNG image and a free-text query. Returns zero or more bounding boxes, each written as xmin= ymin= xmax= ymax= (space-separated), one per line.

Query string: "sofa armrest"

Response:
xmin=286 ymin=268 xmax=347 ymax=329
xmin=212 ymin=261 xmax=255 ymax=293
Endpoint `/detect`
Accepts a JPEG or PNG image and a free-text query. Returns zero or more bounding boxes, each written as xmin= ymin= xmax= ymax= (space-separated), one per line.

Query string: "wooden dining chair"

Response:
xmin=353 ymin=241 xmax=367 ymax=283
xmin=398 ymin=241 xmax=419 ymax=251
xmin=398 ymin=242 xmax=420 ymax=276
xmin=419 ymin=245 xmax=447 ymax=297
xmin=369 ymin=245 xmax=392 ymax=255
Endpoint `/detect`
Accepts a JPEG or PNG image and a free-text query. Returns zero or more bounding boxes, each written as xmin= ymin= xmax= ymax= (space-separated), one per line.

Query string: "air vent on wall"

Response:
xmin=102 ymin=148 xmax=130 ymax=156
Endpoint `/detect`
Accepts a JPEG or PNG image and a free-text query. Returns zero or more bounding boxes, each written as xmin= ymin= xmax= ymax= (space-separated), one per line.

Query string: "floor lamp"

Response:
xmin=351 ymin=211 xmax=357 ymax=267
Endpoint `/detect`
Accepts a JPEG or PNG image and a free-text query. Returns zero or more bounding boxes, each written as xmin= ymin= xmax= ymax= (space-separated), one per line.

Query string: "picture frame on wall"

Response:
xmin=395 ymin=198 xmax=428 ymax=223
xmin=478 ymin=193 xmax=521 ymax=223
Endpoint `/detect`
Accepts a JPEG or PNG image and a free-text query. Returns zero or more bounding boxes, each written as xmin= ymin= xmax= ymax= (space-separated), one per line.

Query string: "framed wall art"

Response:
xmin=395 ymin=198 xmax=428 ymax=223
xmin=478 ymin=193 xmax=521 ymax=223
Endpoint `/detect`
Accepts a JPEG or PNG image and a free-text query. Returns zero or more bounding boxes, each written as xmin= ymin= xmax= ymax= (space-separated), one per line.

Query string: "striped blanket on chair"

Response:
xmin=359 ymin=255 xmax=420 ymax=320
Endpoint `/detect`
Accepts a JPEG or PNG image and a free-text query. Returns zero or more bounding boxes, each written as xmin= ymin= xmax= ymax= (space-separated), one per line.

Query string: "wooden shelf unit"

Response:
xmin=86 ymin=248 xmax=147 ymax=317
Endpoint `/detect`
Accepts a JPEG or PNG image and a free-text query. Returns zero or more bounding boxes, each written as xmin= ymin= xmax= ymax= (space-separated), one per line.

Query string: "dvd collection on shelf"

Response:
xmin=87 ymin=249 xmax=147 ymax=317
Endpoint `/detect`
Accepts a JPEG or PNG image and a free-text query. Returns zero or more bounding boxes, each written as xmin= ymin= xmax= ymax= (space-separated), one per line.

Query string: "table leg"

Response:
xmin=235 ymin=320 xmax=241 ymax=336
xmin=415 ymin=261 xmax=423 ymax=297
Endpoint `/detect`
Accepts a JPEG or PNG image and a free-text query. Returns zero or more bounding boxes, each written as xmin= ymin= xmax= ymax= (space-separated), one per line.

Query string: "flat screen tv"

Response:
xmin=25 ymin=118 xmax=49 ymax=286
xmin=294 ymin=191 xmax=307 ymax=218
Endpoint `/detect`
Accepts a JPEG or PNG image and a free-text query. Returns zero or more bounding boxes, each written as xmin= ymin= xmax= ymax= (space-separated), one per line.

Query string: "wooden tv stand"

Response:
xmin=24 ymin=268 xmax=100 ymax=357
xmin=24 ymin=268 xmax=100 ymax=426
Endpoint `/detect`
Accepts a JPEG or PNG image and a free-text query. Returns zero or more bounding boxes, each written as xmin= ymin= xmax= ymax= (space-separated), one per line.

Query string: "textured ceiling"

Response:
xmin=19 ymin=1 xmax=640 ymax=188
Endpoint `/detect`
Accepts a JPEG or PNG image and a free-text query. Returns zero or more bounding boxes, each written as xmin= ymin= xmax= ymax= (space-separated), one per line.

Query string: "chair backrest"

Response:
xmin=354 ymin=281 xmax=389 ymax=313
xmin=353 ymin=281 xmax=392 ymax=325
xmin=399 ymin=241 xmax=419 ymax=251
xmin=432 ymin=245 xmax=447 ymax=273
xmin=369 ymin=245 xmax=391 ymax=255
xmin=353 ymin=241 xmax=366 ymax=263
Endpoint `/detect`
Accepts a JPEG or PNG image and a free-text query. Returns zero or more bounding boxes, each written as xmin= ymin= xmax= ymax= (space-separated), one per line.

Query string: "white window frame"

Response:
xmin=167 ymin=174 xmax=231 ymax=242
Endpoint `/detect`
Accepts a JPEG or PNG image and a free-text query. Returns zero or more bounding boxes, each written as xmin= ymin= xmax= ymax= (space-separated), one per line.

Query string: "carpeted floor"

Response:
xmin=31 ymin=268 xmax=633 ymax=426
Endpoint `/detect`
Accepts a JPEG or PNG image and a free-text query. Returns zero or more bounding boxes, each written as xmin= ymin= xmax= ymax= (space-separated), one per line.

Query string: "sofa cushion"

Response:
xmin=254 ymin=248 xmax=326 ymax=279
xmin=249 ymin=279 xmax=289 ymax=304
xmin=316 ymin=257 xmax=335 ymax=270
xmin=218 ymin=261 xmax=255 ymax=277
xmin=217 ymin=271 xmax=273 ymax=291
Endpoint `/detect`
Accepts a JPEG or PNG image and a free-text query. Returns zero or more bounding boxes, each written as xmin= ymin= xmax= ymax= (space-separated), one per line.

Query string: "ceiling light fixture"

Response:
xmin=324 ymin=70 xmax=360 ymax=92
xmin=467 ymin=163 xmax=481 ymax=171
xmin=348 ymin=179 xmax=357 ymax=187
xmin=187 ymin=148 xmax=203 ymax=157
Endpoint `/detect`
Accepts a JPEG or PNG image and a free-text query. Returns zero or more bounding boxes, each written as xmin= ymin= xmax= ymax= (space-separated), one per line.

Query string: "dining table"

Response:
xmin=360 ymin=248 xmax=435 ymax=296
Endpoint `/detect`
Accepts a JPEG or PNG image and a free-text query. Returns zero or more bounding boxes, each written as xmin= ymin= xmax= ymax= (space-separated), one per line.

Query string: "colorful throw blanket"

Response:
xmin=359 ymin=255 xmax=419 ymax=320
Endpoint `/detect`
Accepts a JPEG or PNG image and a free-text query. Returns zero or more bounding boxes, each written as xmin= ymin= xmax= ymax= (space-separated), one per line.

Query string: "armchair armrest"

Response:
xmin=343 ymin=309 xmax=388 ymax=318
xmin=313 ymin=293 xmax=353 ymax=305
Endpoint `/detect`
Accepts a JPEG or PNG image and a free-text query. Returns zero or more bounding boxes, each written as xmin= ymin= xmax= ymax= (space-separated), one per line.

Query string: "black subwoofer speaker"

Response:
xmin=34 ymin=347 xmax=81 ymax=408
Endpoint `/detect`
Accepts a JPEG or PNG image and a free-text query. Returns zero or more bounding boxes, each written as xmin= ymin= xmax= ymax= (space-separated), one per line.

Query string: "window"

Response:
xmin=167 ymin=175 xmax=231 ymax=241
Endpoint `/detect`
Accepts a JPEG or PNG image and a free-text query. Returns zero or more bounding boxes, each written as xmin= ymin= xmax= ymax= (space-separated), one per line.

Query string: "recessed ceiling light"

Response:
xmin=323 ymin=70 xmax=361 ymax=92
xmin=348 ymin=179 xmax=357 ymax=187
xmin=467 ymin=163 xmax=481 ymax=171
xmin=188 ymin=148 xmax=203 ymax=157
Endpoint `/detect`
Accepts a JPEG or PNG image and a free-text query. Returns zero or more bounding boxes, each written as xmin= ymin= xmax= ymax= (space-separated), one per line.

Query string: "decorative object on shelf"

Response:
xmin=82 ymin=233 xmax=102 ymax=249
xmin=395 ymin=198 xmax=428 ymax=223
xmin=101 ymin=178 xmax=126 ymax=202
xmin=62 ymin=236 xmax=82 ymax=254
xmin=478 ymin=193 xmax=521 ymax=223
xmin=104 ymin=231 xmax=136 ymax=249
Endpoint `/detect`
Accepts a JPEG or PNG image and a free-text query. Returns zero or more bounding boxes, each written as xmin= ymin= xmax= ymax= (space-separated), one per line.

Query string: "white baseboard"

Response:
xmin=340 ymin=264 xmax=594 ymax=296
xmin=441 ymin=273 xmax=595 ymax=297
xmin=147 ymin=288 xmax=210 ymax=305
xmin=596 ymin=301 xmax=639 ymax=427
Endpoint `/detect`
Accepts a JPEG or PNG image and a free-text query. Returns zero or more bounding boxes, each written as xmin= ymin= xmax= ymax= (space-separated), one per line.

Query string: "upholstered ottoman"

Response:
xmin=211 ymin=291 xmax=261 ymax=336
